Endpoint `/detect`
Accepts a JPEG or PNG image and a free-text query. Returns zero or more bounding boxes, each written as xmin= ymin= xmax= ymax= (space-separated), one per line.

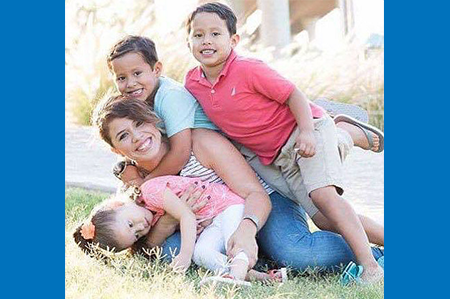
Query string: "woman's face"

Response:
xmin=108 ymin=117 xmax=163 ymax=165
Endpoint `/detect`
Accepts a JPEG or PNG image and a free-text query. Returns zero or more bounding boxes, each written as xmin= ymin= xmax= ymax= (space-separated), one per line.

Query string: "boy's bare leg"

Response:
xmin=336 ymin=122 xmax=380 ymax=152
xmin=310 ymin=186 xmax=383 ymax=283
xmin=313 ymin=211 xmax=384 ymax=246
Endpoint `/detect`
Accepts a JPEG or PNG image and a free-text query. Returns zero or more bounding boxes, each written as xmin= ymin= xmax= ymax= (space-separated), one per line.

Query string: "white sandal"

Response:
xmin=199 ymin=274 xmax=252 ymax=287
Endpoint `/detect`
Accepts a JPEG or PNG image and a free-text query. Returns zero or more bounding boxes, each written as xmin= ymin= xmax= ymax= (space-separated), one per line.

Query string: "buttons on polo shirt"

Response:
xmin=211 ymin=89 xmax=215 ymax=94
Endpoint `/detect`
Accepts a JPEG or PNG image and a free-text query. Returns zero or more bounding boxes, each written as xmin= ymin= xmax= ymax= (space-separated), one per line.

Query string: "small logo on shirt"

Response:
xmin=231 ymin=87 xmax=236 ymax=96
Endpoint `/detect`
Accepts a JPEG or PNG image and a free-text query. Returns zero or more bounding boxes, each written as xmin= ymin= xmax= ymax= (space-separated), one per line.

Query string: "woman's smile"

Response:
xmin=135 ymin=137 xmax=153 ymax=152
xmin=108 ymin=117 xmax=163 ymax=163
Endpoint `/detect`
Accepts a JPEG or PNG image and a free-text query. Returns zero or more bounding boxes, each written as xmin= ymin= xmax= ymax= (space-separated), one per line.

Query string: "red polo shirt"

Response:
xmin=185 ymin=50 xmax=324 ymax=165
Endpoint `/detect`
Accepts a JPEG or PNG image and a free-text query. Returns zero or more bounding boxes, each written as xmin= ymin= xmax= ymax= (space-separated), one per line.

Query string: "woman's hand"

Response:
xmin=158 ymin=184 xmax=208 ymax=228
xmin=227 ymin=221 xmax=258 ymax=269
xmin=182 ymin=184 xmax=208 ymax=213
xmin=180 ymin=184 xmax=211 ymax=236
xmin=144 ymin=184 xmax=209 ymax=248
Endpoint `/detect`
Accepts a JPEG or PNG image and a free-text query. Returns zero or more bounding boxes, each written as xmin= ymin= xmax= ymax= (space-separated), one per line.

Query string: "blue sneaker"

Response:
xmin=377 ymin=256 xmax=384 ymax=269
xmin=340 ymin=260 xmax=384 ymax=286
xmin=340 ymin=261 xmax=364 ymax=286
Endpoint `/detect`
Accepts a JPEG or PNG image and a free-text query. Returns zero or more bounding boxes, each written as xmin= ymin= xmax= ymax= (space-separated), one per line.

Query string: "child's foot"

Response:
xmin=335 ymin=114 xmax=384 ymax=152
xmin=199 ymin=274 xmax=252 ymax=287
xmin=246 ymin=268 xmax=287 ymax=283
xmin=360 ymin=263 xmax=384 ymax=284
xmin=340 ymin=261 xmax=384 ymax=286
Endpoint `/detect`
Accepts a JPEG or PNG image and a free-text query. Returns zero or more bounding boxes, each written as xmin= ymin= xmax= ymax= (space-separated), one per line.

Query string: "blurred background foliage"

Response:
xmin=65 ymin=0 xmax=383 ymax=129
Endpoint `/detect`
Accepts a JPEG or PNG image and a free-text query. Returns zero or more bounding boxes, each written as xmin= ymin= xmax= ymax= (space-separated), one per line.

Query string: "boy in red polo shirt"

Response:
xmin=184 ymin=2 xmax=384 ymax=284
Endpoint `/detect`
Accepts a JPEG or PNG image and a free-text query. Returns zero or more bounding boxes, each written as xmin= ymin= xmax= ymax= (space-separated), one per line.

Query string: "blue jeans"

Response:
xmin=161 ymin=191 xmax=383 ymax=272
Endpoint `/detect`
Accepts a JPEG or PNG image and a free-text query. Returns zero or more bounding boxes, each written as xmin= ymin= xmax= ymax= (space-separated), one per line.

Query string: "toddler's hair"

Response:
xmin=92 ymin=95 xmax=162 ymax=147
xmin=107 ymin=35 xmax=159 ymax=71
xmin=73 ymin=201 xmax=125 ymax=254
xmin=186 ymin=2 xmax=237 ymax=36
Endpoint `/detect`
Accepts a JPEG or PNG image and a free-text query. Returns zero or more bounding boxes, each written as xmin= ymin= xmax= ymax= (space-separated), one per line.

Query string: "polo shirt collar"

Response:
xmin=218 ymin=49 xmax=237 ymax=79
xmin=194 ymin=49 xmax=238 ymax=82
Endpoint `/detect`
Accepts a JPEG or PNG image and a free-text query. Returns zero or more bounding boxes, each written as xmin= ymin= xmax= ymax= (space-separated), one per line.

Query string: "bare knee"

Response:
xmin=310 ymin=186 xmax=340 ymax=206
xmin=310 ymin=186 xmax=354 ymax=222
xmin=312 ymin=212 xmax=334 ymax=231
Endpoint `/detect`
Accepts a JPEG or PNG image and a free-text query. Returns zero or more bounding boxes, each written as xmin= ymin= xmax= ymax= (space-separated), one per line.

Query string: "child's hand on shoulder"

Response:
xmin=170 ymin=253 xmax=192 ymax=273
xmin=122 ymin=165 xmax=142 ymax=181
xmin=295 ymin=130 xmax=316 ymax=158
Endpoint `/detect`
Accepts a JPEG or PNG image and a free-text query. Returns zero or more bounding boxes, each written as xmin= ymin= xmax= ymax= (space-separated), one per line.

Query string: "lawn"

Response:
xmin=65 ymin=187 xmax=383 ymax=299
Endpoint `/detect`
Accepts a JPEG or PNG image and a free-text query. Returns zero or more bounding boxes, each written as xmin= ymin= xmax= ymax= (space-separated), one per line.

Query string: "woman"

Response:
xmin=93 ymin=96 xmax=383 ymax=272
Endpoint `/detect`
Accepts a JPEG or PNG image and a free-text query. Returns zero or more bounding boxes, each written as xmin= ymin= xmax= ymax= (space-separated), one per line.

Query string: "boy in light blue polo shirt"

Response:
xmin=153 ymin=76 xmax=217 ymax=137
xmin=106 ymin=35 xmax=217 ymax=185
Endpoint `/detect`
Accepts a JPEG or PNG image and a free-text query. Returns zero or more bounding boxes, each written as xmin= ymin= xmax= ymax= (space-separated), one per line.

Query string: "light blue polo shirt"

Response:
xmin=153 ymin=76 xmax=218 ymax=137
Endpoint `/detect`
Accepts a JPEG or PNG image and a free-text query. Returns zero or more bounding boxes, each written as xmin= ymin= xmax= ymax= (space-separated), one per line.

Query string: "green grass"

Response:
xmin=65 ymin=187 xmax=383 ymax=298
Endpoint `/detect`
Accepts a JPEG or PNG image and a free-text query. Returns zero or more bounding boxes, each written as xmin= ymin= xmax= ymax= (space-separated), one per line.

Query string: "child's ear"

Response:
xmin=108 ymin=201 xmax=125 ymax=209
xmin=230 ymin=34 xmax=240 ymax=48
xmin=153 ymin=61 xmax=163 ymax=77
xmin=186 ymin=40 xmax=191 ymax=51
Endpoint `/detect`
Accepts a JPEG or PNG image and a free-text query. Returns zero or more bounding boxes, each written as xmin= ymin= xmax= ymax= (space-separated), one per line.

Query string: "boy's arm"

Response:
xmin=286 ymin=88 xmax=317 ymax=158
xmin=142 ymin=129 xmax=192 ymax=182
xmin=162 ymin=187 xmax=197 ymax=272
xmin=120 ymin=164 xmax=144 ymax=187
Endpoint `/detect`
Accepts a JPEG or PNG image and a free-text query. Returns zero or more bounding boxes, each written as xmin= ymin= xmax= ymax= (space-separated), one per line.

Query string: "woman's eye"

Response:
xmin=134 ymin=71 xmax=142 ymax=76
xmin=212 ymin=32 xmax=220 ymax=36
xmin=116 ymin=76 xmax=125 ymax=82
xmin=119 ymin=132 xmax=128 ymax=141
xmin=128 ymin=221 xmax=133 ymax=228
xmin=194 ymin=33 xmax=202 ymax=38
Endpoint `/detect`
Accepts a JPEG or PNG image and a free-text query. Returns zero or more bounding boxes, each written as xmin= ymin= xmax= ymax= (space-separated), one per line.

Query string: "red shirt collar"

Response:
xmin=193 ymin=50 xmax=238 ymax=82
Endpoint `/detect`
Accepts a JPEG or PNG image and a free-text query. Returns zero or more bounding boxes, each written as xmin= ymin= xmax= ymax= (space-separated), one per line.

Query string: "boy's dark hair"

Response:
xmin=186 ymin=2 xmax=237 ymax=36
xmin=73 ymin=206 xmax=125 ymax=254
xmin=107 ymin=35 xmax=158 ymax=71
xmin=92 ymin=95 xmax=162 ymax=147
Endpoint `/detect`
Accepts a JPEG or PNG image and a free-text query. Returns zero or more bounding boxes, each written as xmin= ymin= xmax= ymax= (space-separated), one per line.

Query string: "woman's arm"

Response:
xmin=145 ymin=214 xmax=179 ymax=248
xmin=162 ymin=187 xmax=197 ymax=272
xmin=192 ymin=129 xmax=272 ymax=267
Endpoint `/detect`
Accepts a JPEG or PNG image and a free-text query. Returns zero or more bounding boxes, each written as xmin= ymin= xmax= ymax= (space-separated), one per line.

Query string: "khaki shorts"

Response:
xmin=272 ymin=114 xmax=344 ymax=217
xmin=234 ymin=114 xmax=348 ymax=218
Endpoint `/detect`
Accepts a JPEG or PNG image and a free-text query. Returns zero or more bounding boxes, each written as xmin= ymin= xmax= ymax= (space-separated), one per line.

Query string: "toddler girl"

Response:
xmin=74 ymin=176 xmax=286 ymax=286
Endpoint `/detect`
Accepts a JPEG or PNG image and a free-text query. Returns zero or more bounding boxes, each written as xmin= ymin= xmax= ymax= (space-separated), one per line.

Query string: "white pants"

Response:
xmin=192 ymin=204 xmax=246 ymax=274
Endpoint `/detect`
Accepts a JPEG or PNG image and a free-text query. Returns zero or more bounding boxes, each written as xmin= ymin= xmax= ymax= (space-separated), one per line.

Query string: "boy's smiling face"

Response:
xmin=111 ymin=52 xmax=162 ymax=102
xmin=188 ymin=12 xmax=239 ymax=75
